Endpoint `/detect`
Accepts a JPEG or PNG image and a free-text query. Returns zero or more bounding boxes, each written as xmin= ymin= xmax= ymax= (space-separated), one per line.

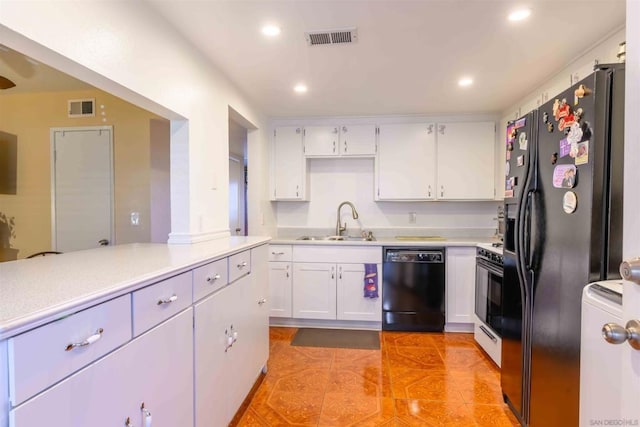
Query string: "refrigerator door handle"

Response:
xmin=523 ymin=190 xmax=534 ymax=270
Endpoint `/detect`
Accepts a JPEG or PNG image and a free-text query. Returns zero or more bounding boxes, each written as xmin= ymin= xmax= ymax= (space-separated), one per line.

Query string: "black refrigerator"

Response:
xmin=501 ymin=63 xmax=624 ymax=427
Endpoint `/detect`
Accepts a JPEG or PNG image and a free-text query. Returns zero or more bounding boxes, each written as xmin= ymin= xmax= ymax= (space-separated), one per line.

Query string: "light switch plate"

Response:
xmin=130 ymin=212 xmax=140 ymax=226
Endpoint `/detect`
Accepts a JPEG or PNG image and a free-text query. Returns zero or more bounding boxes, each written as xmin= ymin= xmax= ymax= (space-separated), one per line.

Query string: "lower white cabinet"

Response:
xmin=269 ymin=261 xmax=292 ymax=317
xmin=293 ymin=262 xmax=337 ymax=320
xmin=445 ymin=247 xmax=476 ymax=325
xmin=336 ymin=263 xmax=381 ymax=322
xmin=194 ymin=245 xmax=268 ymax=427
xmin=10 ymin=309 xmax=194 ymax=427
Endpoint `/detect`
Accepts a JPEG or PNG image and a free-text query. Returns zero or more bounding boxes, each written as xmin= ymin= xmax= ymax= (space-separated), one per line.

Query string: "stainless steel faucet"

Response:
xmin=335 ymin=201 xmax=359 ymax=236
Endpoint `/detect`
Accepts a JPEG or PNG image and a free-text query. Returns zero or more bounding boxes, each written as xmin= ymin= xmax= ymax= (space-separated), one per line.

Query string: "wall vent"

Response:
xmin=305 ymin=28 xmax=358 ymax=46
xmin=68 ymin=98 xmax=95 ymax=118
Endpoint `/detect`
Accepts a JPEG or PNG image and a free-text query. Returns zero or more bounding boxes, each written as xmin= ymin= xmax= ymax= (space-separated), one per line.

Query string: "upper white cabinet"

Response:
xmin=436 ymin=122 xmax=495 ymax=200
xmin=376 ymin=123 xmax=437 ymax=200
xmin=271 ymin=126 xmax=307 ymax=201
xmin=304 ymin=124 xmax=377 ymax=157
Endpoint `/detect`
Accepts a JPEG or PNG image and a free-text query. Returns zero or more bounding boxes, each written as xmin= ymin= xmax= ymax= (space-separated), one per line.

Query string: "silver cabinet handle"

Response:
xmin=141 ymin=403 xmax=152 ymax=427
xmin=157 ymin=295 xmax=177 ymax=305
xmin=339 ymin=266 xmax=342 ymax=279
xmin=427 ymin=124 xmax=434 ymax=134
xmin=479 ymin=325 xmax=497 ymax=343
xmin=331 ymin=266 xmax=335 ymax=279
xmin=344 ymin=141 xmax=347 ymax=153
xmin=440 ymin=185 xmax=444 ymax=197
xmin=438 ymin=124 xmax=446 ymax=134
xmin=342 ymin=126 xmax=348 ymax=133
xmin=296 ymin=184 xmax=299 ymax=198
xmin=65 ymin=328 xmax=104 ymax=351
xmin=125 ymin=416 xmax=134 ymax=427
xmin=286 ymin=264 xmax=290 ymax=278
xmin=206 ymin=274 xmax=221 ymax=283
xmin=428 ymin=185 xmax=432 ymax=198
xmin=258 ymin=298 xmax=267 ymax=305
xmin=333 ymin=140 xmax=336 ymax=153
xmin=237 ymin=261 xmax=248 ymax=269
xmin=271 ymin=251 xmax=285 ymax=255
xmin=603 ymin=320 xmax=640 ymax=350
xmin=620 ymin=257 xmax=640 ymax=285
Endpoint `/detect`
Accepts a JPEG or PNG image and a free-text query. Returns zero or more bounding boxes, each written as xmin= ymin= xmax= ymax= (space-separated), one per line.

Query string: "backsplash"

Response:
xmin=275 ymin=158 xmax=500 ymax=237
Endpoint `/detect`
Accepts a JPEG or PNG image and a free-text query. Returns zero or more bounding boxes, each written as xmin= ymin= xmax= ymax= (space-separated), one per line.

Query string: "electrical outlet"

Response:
xmin=409 ymin=212 xmax=417 ymax=224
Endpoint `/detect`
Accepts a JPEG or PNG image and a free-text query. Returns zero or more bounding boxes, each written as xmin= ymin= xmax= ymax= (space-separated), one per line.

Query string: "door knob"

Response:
xmin=602 ymin=319 xmax=640 ymax=350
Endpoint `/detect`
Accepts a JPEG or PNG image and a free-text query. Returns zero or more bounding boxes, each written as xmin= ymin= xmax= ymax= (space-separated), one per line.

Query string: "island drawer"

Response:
xmin=229 ymin=250 xmax=251 ymax=283
xmin=193 ymin=257 xmax=229 ymax=301
xmin=132 ymin=271 xmax=192 ymax=336
xmin=268 ymin=245 xmax=292 ymax=261
xmin=8 ymin=294 xmax=132 ymax=406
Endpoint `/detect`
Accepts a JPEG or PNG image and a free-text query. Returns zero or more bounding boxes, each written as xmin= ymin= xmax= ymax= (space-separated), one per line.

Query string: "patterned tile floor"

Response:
xmin=236 ymin=327 xmax=520 ymax=426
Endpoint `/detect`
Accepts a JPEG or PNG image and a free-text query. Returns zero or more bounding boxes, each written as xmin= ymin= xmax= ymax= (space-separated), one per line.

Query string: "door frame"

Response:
xmin=49 ymin=126 xmax=115 ymax=251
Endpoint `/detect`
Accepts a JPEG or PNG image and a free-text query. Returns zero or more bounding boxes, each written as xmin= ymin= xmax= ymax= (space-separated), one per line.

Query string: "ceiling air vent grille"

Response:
xmin=305 ymin=28 xmax=358 ymax=46
xmin=68 ymin=98 xmax=95 ymax=118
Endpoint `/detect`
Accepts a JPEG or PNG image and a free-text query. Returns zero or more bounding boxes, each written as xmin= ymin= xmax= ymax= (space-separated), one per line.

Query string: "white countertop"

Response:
xmin=271 ymin=236 xmax=499 ymax=247
xmin=0 ymin=236 xmax=270 ymax=340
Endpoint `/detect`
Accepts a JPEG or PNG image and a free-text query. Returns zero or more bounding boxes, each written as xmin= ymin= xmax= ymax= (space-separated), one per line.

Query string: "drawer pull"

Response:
xmin=271 ymin=251 xmax=285 ymax=255
xmin=206 ymin=274 xmax=221 ymax=283
xmin=258 ymin=298 xmax=267 ymax=305
xmin=237 ymin=261 xmax=248 ymax=269
xmin=157 ymin=295 xmax=178 ymax=305
xmin=125 ymin=416 xmax=134 ymax=427
xmin=65 ymin=328 xmax=104 ymax=352
xmin=141 ymin=402 xmax=152 ymax=427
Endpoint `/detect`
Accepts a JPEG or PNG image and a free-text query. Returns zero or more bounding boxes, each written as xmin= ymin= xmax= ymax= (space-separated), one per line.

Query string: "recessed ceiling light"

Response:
xmin=261 ymin=24 xmax=281 ymax=37
xmin=458 ymin=77 xmax=473 ymax=87
xmin=508 ymin=8 xmax=531 ymax=22
xmin=294 ymin=83 xmax=308 ymax=94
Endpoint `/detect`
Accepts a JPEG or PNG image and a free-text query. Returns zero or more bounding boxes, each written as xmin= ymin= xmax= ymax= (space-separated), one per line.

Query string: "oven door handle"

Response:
xmin=479 ymin=325 xmax=498 ymax=343
xmin=476 ymin=258 xmax=503 ymax=277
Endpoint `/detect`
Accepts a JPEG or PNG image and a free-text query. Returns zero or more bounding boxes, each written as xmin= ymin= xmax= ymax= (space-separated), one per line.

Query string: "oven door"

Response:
xmin=475 ymin=258 xmax=504 ymax=336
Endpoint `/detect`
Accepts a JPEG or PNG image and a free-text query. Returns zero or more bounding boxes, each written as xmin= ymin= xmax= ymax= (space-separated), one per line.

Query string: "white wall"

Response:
xmin=497 ymin=27 xmax=626 ymax=184
xmin=150 ymin=119 xmax=171 ymax=243
xmin=0 ymin=1 xmax=277 ymax=242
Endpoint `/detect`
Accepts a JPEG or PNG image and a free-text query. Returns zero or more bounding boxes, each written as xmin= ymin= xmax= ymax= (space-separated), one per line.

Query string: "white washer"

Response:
xmin=579 ymin=280 xmax=624 ymax=426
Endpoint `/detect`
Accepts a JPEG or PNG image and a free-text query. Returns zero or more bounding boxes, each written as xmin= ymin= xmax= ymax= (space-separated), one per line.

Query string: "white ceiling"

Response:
xmin=147 ymin=0 xmax=625 ymax=117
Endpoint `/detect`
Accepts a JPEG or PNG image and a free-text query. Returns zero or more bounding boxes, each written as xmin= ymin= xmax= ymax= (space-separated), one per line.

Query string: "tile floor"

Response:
xmin=236 ymin=327 xmax=520 ymax=426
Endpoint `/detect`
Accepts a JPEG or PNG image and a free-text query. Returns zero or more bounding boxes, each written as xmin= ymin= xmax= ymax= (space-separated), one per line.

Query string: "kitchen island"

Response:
xmin=0 ymin=236 xmax=270 ymax=427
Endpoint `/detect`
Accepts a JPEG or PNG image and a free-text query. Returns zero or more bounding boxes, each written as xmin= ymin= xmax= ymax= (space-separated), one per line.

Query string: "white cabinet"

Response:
xmin=10 ymin=309 xmax=194 ymax=427
xmin=336 ymin=263 xmax=381 ymax=322
xmin=269 ymin=261 xmax=292 ymax=317
xmin=339 ymin=124 xmax=377 ymax=156
xmin=304 ymin=125 xmax=377 ymax=157
xmin=376 ymin=123 xmax=437 ymax=200
xmin=436 ymin=122 xmax=495 ymax=200
xmin=445 ymin=247 xmax=476 ymax=326
xmin=293 ymin=262 xmax=337 ymax=320
xmin=194 ymin=247 xmax=268 ymax=427
xmin=272 ymin=126 xmax=307 ymax=200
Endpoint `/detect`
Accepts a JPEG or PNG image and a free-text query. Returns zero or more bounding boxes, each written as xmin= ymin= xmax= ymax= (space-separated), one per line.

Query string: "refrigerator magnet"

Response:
xmin=553 ymin=165 xmax=577 ymax=189
xmin=575 ymin=140 xmax=589 ymax=165
xmin=519 ymin=132 xmax=528 ymax=150
xmin=507 ymin=124 xmax=516 ymax=143
xmin=563 ymin=191 xmax=578 ymax=214
xmin=547 ymin=122 xmax=554 ymax=133
xmin=543 ymin=112 xmax=549 ymax=124
xmin=515 ymin=117 xmax=526 ymax=129
xmin=506 ymin=161 xmax=511 ymax=176
xmin=575 ymin=84 xmax=592 ymax=99
xmin=559 ymin=138 xmax=571 ymax=157
xmin=505 ymin=189 xmax=514 ymax=198
xmin=505 ymin=178 xmax=513 ymax=191
xmin=506 ymin=150 xmax=511 ymax=160
xmin=566 ymin=123 xmax=583 ymax=145
xmin=551 ymin=153 xmax=558 ymax=165
xmin=517 ymin=155 xmax=525 ymax=167
xmin=507 ymin=142 xmax=514 ymax=152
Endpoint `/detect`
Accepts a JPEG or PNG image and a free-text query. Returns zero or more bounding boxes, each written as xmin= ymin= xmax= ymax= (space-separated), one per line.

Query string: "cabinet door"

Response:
xmin=376 ymin=123 xmax=436 ymax=200
xmin=272 ymin=126 xmax=306 ymax=200
xmin=194 ymin=286 xmax=235 ymax=427
xmin=304 ymin=126 xmax=339 ymax=156
xmin=446 ymin=247 xmax=476 ymax=324
xmin=436 ymin=122 xmax=495 ymax=200
xmin=246 ymin=245 xmax=269 ymax=392
xmin=269 ymin=261 xmax=292 ymax=317
xmin=340 ymin=124 xmax=376 ymax=156
xmin=337 ymin=263 xmax=382 ymax=321
xmin=130 ymin=309 xmax=194 ymax=427
xmin=292 ymin=263 xmax=337 ymax=320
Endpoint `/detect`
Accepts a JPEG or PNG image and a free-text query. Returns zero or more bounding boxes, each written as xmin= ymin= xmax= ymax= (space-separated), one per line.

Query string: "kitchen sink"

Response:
xmin=296 ymin=235 xmax=376 ymax=242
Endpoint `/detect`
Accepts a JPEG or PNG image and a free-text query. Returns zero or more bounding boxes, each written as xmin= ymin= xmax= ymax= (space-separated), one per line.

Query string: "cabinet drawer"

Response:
xmin=228 ymin=250 xmax=251 ymax=283
xmin=268 ymin=245 xmax=292 ymax=262
xmin=132 ymin=272 xmax=192 ymax=336
xmin=193 ymin=258 xmax=228 ymax=301
xmin=8 ymin=294 xmax=132 ymax=406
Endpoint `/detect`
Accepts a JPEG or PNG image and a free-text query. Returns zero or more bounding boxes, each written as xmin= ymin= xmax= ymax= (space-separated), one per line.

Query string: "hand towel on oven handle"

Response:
xmin=364 ymin=264 xmax=379 ymax=298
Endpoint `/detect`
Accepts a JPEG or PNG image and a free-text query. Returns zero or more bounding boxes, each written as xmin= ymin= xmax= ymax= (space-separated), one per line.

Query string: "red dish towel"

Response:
xmin=364 ymin=264 xmax=379 ymax=298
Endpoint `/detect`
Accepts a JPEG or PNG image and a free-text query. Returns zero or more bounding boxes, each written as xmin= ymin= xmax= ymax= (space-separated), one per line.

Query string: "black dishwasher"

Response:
xmin=382 ymin=247 xmax=446 ymax=331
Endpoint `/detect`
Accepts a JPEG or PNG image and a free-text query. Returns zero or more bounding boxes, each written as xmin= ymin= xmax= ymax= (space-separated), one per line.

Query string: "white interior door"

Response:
xmin=51 ymin=127 xmax=114 ymax=252
xmin=621 ymin=3 xmax=640 ymax=420
xmin=228 ymin=156 xmax=245 ymax=235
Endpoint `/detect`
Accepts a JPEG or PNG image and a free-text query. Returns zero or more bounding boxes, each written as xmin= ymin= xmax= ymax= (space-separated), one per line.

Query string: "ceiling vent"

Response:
xmin=305 ymin=28 xmax=358 ymax=46
xmin=68 ymin=98 xmax=95 ymax=118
